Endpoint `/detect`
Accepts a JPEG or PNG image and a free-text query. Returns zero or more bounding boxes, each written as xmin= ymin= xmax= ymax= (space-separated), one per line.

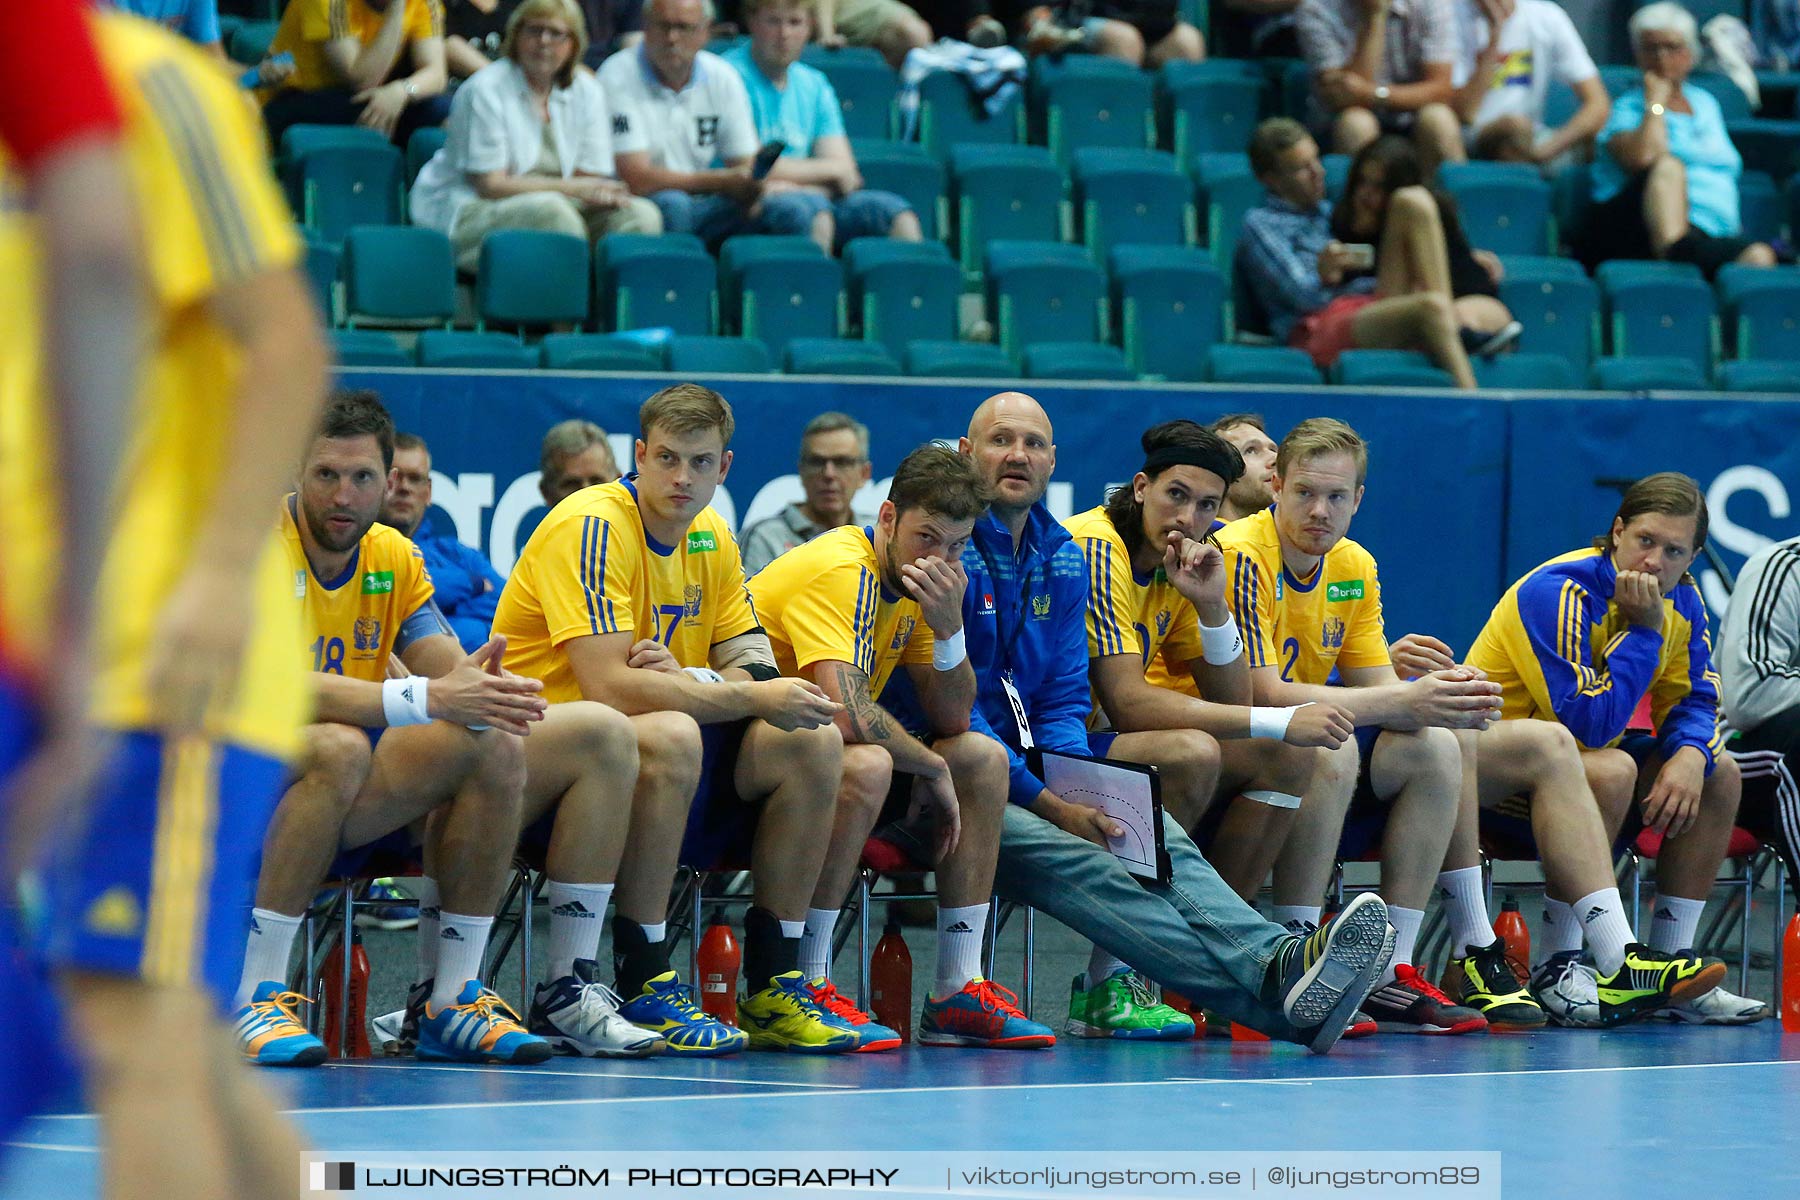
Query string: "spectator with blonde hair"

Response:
xmin=411 ymin=0 xmax=661 ymax=271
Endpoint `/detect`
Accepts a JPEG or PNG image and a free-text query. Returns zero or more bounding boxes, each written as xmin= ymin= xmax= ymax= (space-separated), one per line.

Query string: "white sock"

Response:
xmin=1649 ymin=894 xmax=1707 ymax=955
xmin=235 ymin=909 xmax=303 ymax=1008
xmin=429 ymin=912 xmax=494 ymax=1011
xmin=638 ymin=920 xmax=667 ymax=944
xmin=1272 ymin=904 xmax=1322 ymax=933
xmin=778 ymin=918 xmax=805 ymax=941
xmin=1437 ymin=867 xmax=1496 ymax=953
xmin=934 ymin=903 xmax=989 ymax=997
xmin=1574 ymin=887 xmax=1633 ymax=976
xmin=1540 ymin=897 xmax=1583 ymax=963
xmin=1380 ymin=905 xmax=1425 ymax=984
xmin=799 ymin=907 xmax=840 ymax=982
xmin=544 ymin=880 xmax=613 ymax=983
xmin=414 ymin=877 xmax=441 ymax=988
xmin=1085 ymin=945 xmax=1129 ymax=991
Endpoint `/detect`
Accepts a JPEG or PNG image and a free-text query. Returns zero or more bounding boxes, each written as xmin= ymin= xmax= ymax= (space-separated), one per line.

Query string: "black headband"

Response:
xmin=1142 ymin=444 xmax=1242 ymax=485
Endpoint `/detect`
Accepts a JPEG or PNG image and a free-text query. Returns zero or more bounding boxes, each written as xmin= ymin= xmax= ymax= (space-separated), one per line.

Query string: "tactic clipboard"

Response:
xmin=1028 ymin=748 xmax=1171 ymax=885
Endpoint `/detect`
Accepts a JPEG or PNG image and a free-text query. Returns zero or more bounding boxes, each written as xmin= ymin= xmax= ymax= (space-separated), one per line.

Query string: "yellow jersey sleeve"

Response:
xmin=297 ymin=0 xmax=337 ymax=41
xmin=705 ymin=521 xmax=761 ymax=647
xmin=1336 ymin=555 xmax=1391 ymax=671
xmin=410 ymin=0 xmax=447 ymax=40
xmin=1075 ymin=528 xmax=1141 ymax=660
xmin=781 ymin=556 xmax=882 ymax=678
xmin=1160 ymin=596 xmax=1201 ymax=668
xmin=128 ymin=46 xmax=300 ymax=313
xmin=1224 ymin=545 xmax=1277 ymax=670
xmin=535 ymin=511 xmax=642 ymax=646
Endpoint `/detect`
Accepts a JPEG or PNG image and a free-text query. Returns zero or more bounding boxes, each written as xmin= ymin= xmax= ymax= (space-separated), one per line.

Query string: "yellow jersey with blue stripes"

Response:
xmin=1064 ymin=506 xmax=1203 ymax=684
xmin=494 ymin=479 xmax=760 ymax=705
xmin=748 ymin=525 xmax=933 ymax=700
xmin=279 ymin=498 xmax=439 ymax=684
xmin=1466 ymin=547 xmax=1728 ymax=768
xmin=0 ymin=13 xmax=308 ymax=758
xmin=268 ymin=0 xmax=445 ymax=96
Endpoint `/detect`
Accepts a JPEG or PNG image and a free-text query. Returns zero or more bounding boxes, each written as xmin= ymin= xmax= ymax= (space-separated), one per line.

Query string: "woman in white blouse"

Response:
xmin=412 ymin=0 xmax=660 ymax=271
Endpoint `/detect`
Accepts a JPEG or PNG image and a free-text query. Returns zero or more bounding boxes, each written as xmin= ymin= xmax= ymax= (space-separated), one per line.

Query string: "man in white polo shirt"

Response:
xmin=603 ymin=0 xmax=807 ymax=247
xmin=1450 ymin=0 xmax=1610 ymax=166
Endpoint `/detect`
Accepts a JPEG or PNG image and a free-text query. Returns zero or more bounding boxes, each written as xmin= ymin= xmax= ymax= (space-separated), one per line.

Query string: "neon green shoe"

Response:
xmin=738 ymin=972 xmax=859 ymax=1054
xmin=1595 ymin=944 xmax=1725 ymax=1027
xmin=1066 ymin=970 xmax=1196 ymax=1040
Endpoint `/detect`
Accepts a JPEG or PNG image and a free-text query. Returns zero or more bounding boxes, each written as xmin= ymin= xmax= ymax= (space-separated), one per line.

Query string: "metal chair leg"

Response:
xmin=339 ymin=882 xmax=354 ymax=1058
xmin=857 ymin=870 xmax=873 ymax=1010
xmin=1021 ymin=905 xmax=1036 ymax=1018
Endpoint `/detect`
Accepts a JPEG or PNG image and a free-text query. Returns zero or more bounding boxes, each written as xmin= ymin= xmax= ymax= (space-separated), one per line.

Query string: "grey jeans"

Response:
xmin=991 ymin=804 xmax=1301 ymax=1040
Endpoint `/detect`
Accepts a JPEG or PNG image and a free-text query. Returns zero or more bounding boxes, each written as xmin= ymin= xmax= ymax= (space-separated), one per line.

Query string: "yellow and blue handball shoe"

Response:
xmin=738 ymin=972 xmax=860 ymax=1054
xmin=234 ymin=981 xmax=327 ymax=1067
xmin=416 ymin=980 xmax=552 ymax=1064
xmin=616 ymin=971 xmax=749 ymax=1057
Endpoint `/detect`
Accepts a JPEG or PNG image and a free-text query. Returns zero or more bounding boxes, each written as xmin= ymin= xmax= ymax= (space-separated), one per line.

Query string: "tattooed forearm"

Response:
xmin=834 ymin=664 xmax=893 ymax=740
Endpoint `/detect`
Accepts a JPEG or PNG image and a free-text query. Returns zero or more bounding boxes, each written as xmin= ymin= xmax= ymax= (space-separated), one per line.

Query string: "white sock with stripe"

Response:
xmin=1649 ymin=894 xmax=1707 ymax=955
xmin=544 ymin=880 xmax=613 ymax=983
xmin=1574 ymin=887 xmax=1633 ymax=976
xmin=934 ymin=903 xmax=989 ymax=997
xmin=1379 ymin=905 xmax=1425 ymax=985
xmin=236 ymin=909 xmax=303 ymax=1009
xmin=1436 ymin=867 xmax=1496 ymax=953
xmin=1272 ymin=904 xmax=1322 ymax=933
xmin=799 ymin=907 xmax=840 ymax=982
xmin=1539 ymin=897 xmax=1584 ymax=964
xmin=414 ymin=876 xmax=441 ymax=989
xmin=429 ymin=913 xmax=494 ymax=1011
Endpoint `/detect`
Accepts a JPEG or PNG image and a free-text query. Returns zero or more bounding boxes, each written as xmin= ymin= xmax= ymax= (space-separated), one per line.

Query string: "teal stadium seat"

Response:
xmin=1498 ymin=255 xmax=1598 ymax=368
xmin=1438 ymin=162 xmax=1554 ymax=256
xmin=726 ymin=246 xmax=844 ymax=356
xmin=331 ymin=329 xmax=409 ymax=368
xmin=1590 ymin=356 xmax=1709 ymax=391
xmin=1717 ymin=360 xmax=1800 ymax=391
xmin=916 ymin=68 xmax=1025 ymax=160
xmin=844 ymin=240 xmax=960 ymax=359
xmin=540 ymin=333 xmax=667 ymax=372
xmin=1073 ymin=148 xmax=1195 ymax=258
xmin=1022 ymin=342 xmax=1134 ymax=380
xmin=852 ymin=141 xmax=947 ymax=240
xmin=718 ymin=235 xmax=824 ymax=323
xmin=342 ymin=226 xmax=455 ymax=327
xmin=802 ymin=45 xmax=895 ymax=141
xmin=300 ymin=144 xmax=406 ymax=244
xmin=1159 ymin=62 xmax=1262 ymax=163
xmin=1473 ymin=352 xmax=1581 ymax=390
xmin=1332 ymin=349 xmax=1457 ymax=388
xmin=784 ymin=338 xmax=902 ymax=375
xmin=1717 ymin=265 xmax=1800 ymax=360
xmin=1205 ymin=344 xmax=1319 ymax=384
xmin=1598 ymin=262 xmax=1718 ymax=368
xmin=950 ymin=144 xmax=1068 ymax=279
xmin=1740 ymin=170 xmax=1782 ymax=243
xmin=304 ymin=238 xmax=340 ymax=325
xmin=984 ymin=241 xmax=1106 ymax=360
xmin=1039 ymin=62 xmax=1156 ymax=166
xmin=1193 ymin=153 xmax=1262 ymax=269
xmin=1689 ymin=70 xmax=1754 ymax=121
xmin=227 ymin=19 xmax=278 ymax=66
xmin=1108 ymin=244 xmax=1224 ymax=382
xmin=476 ymin=230 xmax=590 ymax=330
xmin=904 ymin=340 xmax=1017 ymax=378
xmin=666 ymin=335 xmax=775 ymax=374
xmin=407 ymin=127 xmax=447 ymax=187
xmin=1728 ymin=119 xmax=1800 ymax=183
xmin=596 ymin=233 xmax=716 ymax=335
xmin=416 ymin=331 xmax=539 ymax=370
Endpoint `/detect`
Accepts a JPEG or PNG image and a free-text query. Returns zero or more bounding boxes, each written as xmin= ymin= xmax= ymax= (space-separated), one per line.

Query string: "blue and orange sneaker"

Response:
xmin=233 ymin=981 xmax=327 ymax=1067
xmin=616 ymin=971 xmax=749 ymax=1056
xmin=805 ymin=978 xmax=902 ymax=1052
xmin=416 ymin=980 xmax=551 ymax=1064
xmin=918 ymin=978 xmax=1055 ymax=1049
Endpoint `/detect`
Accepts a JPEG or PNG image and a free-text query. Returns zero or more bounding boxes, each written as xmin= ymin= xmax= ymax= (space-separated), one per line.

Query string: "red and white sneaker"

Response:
xmin=1362 ymin=964 xmax=1489 ymax=1035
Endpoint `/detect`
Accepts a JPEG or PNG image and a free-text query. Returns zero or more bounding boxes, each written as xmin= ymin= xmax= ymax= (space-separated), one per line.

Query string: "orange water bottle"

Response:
xmin=870 ymin=915 xmax=913 ymax=1042
xmin=321 ymin=927 xmax=372 ymax=1058
xmin=1782 ymin=913 xmax=1800 ymax=1033
xmin=696 ymin=922 xmax=740 ymax=1026
xmin=1495 ymin=896 xmax=1530 ymax=968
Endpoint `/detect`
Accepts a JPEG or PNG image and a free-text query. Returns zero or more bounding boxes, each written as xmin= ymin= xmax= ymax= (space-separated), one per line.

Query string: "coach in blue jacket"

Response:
xmin=887 ymin=393 xmax=1393 ymax=1054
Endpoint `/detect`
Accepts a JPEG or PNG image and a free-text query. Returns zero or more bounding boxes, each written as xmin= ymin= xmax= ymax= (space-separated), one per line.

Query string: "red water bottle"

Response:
xmin=321 ymin=928 xmax=372 ymax=1058
xmin=1781 ymin=913 xmax=1800 ymax=1033
xmin=696 ymin=922 xmax=740 ymax=1026
xmin=870 ymin=915 xmax=913 ymax=1042
xmin=1495 ymin=896 xmax=1531 ymax=969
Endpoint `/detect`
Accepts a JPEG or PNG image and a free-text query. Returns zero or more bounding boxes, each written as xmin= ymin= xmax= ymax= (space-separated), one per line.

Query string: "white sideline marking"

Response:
xmin=322 ymin=1061 xmax=857 ymax=1088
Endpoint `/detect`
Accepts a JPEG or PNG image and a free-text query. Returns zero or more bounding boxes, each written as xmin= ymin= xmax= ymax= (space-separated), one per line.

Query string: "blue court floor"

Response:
xmin=6 ymin=1023 xmax=1798 ymax=1199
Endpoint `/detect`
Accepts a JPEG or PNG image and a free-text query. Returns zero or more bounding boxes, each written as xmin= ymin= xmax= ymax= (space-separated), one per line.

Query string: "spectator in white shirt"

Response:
xmin=410 ymin=0 xmax=660 ymax=271
xmin=1450 ymin=0 xmax=1609 ymax=166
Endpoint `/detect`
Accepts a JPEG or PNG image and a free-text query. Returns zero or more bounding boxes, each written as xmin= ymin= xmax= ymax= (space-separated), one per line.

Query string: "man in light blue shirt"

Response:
xmin=106 ymin=0 xmax=220 ymax=49
xmin=1582 ymin=2 xmax=1779 ymax=276
xmin=722 ymin=0 xmax=921 ymax=254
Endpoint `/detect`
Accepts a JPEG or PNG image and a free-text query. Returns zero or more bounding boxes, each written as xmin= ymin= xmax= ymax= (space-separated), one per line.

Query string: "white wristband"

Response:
xmin=382 ymin=676 xmax=431 ymax=727
xmin=1248 ymin=702 xmax=1309 ymax=741
xmin=932 ymin=627 xmax=967 ymax=671
xmin=683 ymin=666 xmax=725 ymax=684
xmin=1198 ymin=614 xmax=1244 ymax=666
